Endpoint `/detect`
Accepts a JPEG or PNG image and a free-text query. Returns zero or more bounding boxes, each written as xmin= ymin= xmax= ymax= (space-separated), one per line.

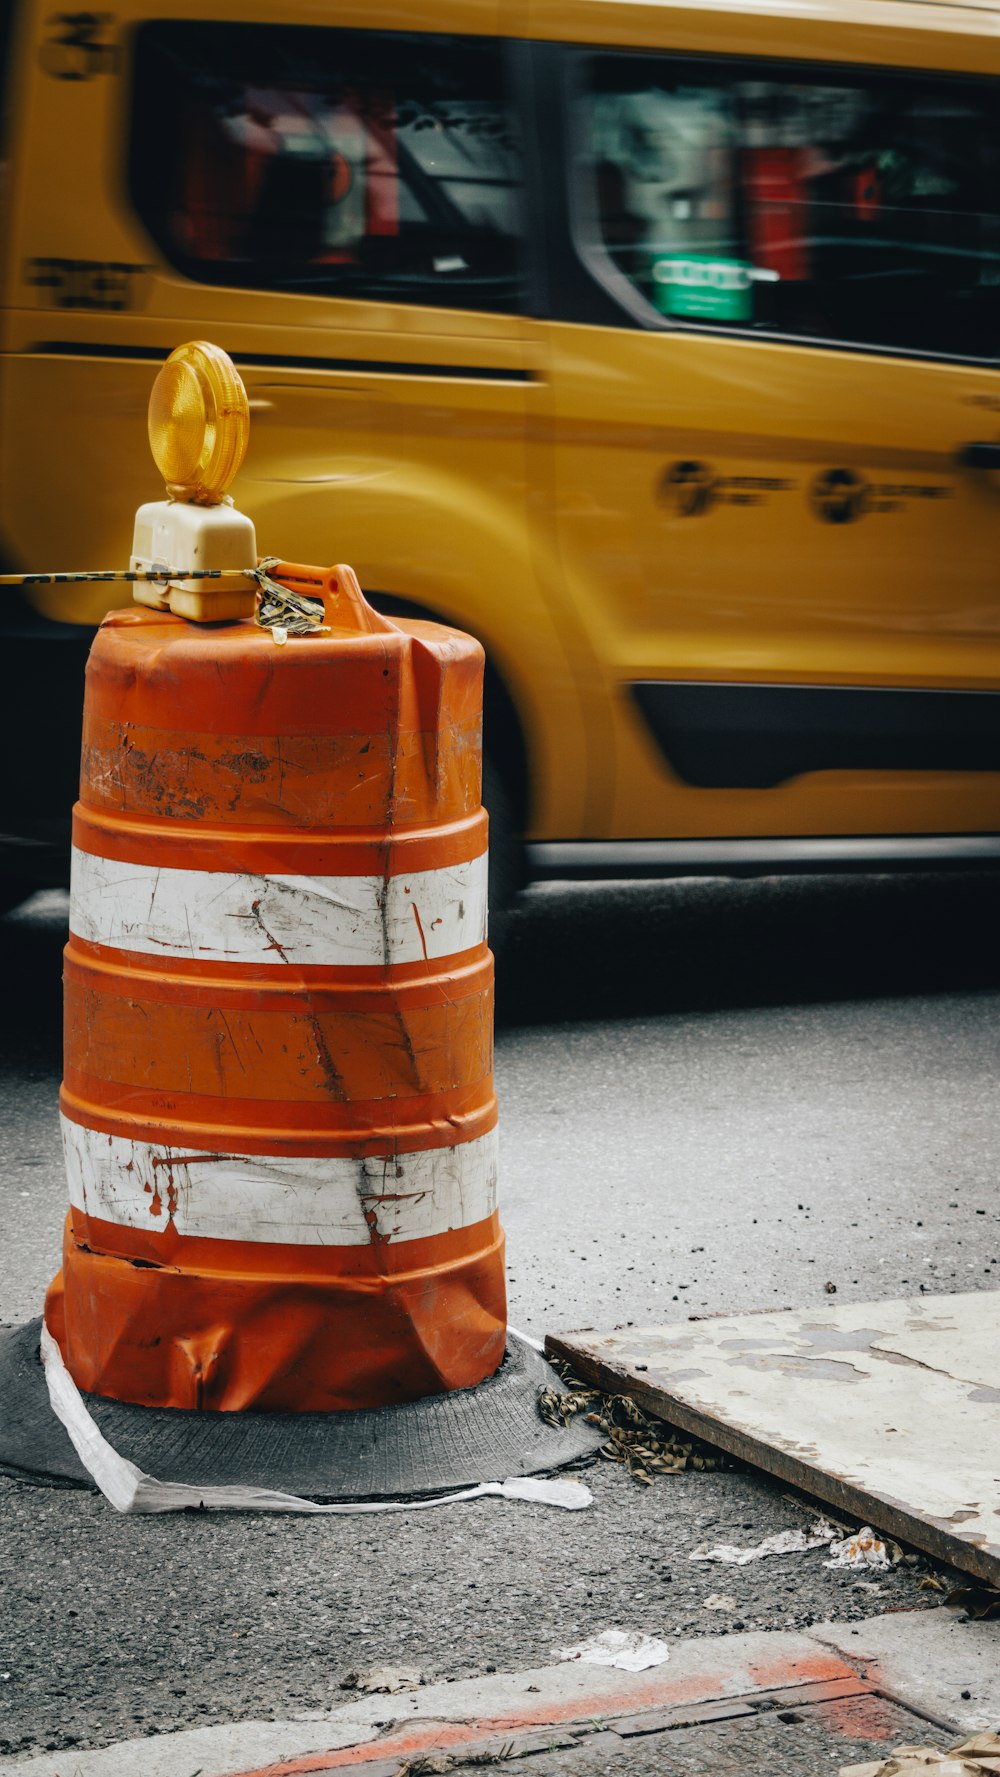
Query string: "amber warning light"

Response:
xmin=132 ymin=341 xmax=258 ymax=622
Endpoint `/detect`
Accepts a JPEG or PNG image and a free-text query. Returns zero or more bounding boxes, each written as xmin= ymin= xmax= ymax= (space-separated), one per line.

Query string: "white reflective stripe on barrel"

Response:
xmin=69 ymin=846 xmax=488 ymax=967
xmin=61 ymin=1117 xmax=498 ymax=1247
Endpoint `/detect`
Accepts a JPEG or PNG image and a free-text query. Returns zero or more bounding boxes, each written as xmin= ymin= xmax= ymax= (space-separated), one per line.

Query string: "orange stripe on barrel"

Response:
xmin=59 ymin=1080 xmax=497 ymax=1156
xmin=64 ymin=953 xmax=493 ymax=1107
xmin=80 ymin=721 xmax=482 ymax=828
xmin=72 ymin=805 xmax=488 ymax=876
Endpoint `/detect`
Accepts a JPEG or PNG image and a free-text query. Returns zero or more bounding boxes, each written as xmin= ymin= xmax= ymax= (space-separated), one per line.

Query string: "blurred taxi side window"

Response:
xmin=575 ymin=56 xmax=1000 ymax=360
xmin=129 ymin=23 xmax=523 ymax=313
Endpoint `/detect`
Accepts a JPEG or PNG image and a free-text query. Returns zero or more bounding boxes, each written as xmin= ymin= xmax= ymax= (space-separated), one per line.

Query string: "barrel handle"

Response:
xmin=261 ymin=559 xmax=400 ymax=635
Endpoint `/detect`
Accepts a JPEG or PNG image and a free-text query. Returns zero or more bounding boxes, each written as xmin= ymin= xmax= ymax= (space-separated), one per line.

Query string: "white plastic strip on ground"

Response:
xmin=39 ymin=1324 xmax=592 ymax=1516
xmin=62 ymin=1117 xmax=498 ymax=1245
xmin=70 ymin=847 xmax=488 ymax=967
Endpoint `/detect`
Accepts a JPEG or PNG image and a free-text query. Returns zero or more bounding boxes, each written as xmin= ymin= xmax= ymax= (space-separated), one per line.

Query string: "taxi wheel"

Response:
xmin=483 ymin=753 xmax=519 ymax=963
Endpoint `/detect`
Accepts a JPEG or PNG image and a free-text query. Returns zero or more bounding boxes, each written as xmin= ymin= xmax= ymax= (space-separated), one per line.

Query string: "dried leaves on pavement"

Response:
xmin=537 ymin=1359 xmax=727 ymax=1486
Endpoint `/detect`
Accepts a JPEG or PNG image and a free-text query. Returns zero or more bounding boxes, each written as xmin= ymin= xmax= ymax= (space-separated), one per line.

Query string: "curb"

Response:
xmin=4 ymin=1610 xmax=999 ymax=1777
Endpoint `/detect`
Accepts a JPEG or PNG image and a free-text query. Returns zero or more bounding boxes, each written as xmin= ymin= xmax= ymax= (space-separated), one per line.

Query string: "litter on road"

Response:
xmin=340 ymin=1667 xmax=425 ymax=1695
xmin=689 ymin=1520 xmax=839 ymax=1564
xmin=946 ymin=1584 xmax=1000 ymax=1620
xmin=825 ymin=1527 xmax=893 ymax=1570
xmin=841 ymin=1729 xmax=1000 ymax=1776
xmin=556 ymin=1628 xmax=672 ymax=1671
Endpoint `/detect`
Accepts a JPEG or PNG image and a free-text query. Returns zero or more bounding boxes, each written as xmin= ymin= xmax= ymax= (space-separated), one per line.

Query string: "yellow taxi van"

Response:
xmin=1 ymin=0 xmax=999 ymax=919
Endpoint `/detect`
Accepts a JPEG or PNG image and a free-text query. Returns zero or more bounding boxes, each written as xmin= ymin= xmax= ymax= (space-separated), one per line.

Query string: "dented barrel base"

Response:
xmin=0 ymin=1320 xmax=603 ymax=1500
xmin=45 ymin=1206 xmax=507 ymax=1413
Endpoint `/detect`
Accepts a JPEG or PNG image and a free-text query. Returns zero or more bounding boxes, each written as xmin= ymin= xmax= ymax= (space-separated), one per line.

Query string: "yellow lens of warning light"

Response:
xmin=147 ymin=341 xmax=250 ymax=504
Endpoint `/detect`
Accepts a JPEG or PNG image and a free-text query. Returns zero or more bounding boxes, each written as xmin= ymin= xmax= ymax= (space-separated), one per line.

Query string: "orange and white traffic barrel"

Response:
xmin=43 ymin=559 xmax=505 ymax=1412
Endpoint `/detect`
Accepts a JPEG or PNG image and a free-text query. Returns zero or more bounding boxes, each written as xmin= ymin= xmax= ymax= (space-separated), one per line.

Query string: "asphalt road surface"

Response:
xmin=2 ymin=871 xmax=999 ymax=1760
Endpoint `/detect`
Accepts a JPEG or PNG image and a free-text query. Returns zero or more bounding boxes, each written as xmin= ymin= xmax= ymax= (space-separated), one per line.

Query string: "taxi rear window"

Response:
xmin=574 ymin=53 xmax=1000 ymax=361
xmin=128 ymin=21 xmax=524 ymax=314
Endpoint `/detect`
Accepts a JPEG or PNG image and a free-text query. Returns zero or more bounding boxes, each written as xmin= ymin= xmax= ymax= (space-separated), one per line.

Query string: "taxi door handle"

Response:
xmin=959 ymin=441 xmax=1000 ymax=469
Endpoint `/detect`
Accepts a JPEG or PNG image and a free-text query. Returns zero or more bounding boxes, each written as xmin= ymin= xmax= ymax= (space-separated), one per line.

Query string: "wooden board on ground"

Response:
xmin=548 ymin=1293 xmax=1000 ymax=1586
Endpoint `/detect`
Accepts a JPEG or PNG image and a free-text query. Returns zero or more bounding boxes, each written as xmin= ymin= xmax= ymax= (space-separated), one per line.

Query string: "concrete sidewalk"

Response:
xmin=4 ymin=1608 xmax=997 ymax=1777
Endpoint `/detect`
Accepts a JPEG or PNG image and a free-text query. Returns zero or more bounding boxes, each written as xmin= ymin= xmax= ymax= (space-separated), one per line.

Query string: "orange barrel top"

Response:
xmin=45 ymin=563 xmax=506 ymax=1413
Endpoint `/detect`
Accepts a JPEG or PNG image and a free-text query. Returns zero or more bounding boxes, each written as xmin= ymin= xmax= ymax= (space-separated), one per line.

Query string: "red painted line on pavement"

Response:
xmin=746 ymin=1652 xmax=852 ymax=1692
xmin=229 ymin=1652 xmax=857 ymax=1777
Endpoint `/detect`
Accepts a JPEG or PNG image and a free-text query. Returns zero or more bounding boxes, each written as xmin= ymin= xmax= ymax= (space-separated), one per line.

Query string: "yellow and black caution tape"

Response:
xmin=0 ymin=565 xmax=251 ymax=587
xmin=0 ymin=557 xmax=329 ymax=639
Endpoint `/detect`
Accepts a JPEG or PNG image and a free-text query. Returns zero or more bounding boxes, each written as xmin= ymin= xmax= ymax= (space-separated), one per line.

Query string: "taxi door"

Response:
xmin=527 ymin=6 xmax=1000 ymax=856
